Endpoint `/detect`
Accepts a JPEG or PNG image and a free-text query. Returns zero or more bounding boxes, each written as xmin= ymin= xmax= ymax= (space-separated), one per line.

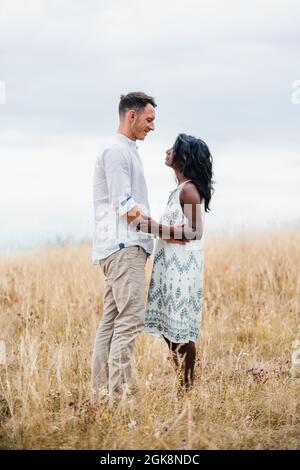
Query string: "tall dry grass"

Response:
xmin=0 ymin=229 xmax=300 ymax=449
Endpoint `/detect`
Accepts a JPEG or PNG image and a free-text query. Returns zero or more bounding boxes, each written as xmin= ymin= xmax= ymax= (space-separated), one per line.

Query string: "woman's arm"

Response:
xmin=179 ymin=182 xmax=203 ymax=240
xmin=127 ymin=207 xmax=187 ymax=243
xmin=129 ymin=181 xmax=203 ymax=242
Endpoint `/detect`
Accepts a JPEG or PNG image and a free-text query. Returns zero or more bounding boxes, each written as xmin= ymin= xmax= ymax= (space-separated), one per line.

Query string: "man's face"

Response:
xmin=131 ymin=103 xmax=155 ymax=140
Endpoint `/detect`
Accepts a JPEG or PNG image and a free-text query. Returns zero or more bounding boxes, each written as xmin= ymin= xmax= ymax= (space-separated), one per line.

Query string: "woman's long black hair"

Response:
xmin=173 ymin=133 xmax=214 ymax=212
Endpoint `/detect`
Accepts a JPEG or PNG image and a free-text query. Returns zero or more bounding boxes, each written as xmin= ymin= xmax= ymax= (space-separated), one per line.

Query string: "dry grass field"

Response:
xmin=0 ymin=229 xmax=300 ymax=450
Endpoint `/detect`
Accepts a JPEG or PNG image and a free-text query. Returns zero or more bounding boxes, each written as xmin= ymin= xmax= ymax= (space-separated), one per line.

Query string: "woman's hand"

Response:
xmin=135 ymin=218 xmax=190 ymax=244
xmin=164 ymin=237 xmax=188 ymax=245
xmin=161 ymin=224 xmax=189 ymax=244
xmin=134 ymin=215 xmax=159 ymax=235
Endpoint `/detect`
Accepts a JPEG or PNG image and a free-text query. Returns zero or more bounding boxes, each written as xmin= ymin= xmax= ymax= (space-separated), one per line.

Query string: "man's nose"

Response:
xmin=149 ymin=122 xmax=155 ymax=131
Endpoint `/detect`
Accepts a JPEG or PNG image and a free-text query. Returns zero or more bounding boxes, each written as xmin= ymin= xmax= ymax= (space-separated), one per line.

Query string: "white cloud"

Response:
xmin=0 ymin=0 xmax=300 ymax=250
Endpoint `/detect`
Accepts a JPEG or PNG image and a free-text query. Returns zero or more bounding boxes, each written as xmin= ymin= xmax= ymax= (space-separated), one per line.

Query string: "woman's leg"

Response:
xmin=163 ymin=336 xmax=196 ymax=389
xmin=179 ymin=341 xmax=196 ymax=388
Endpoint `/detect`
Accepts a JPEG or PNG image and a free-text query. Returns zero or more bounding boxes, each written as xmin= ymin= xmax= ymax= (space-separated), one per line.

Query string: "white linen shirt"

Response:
xmin=92 ymin=133 xmax=154 ymax=263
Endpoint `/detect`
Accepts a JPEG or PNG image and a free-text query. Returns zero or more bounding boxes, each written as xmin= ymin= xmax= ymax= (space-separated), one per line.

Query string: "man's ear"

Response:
xmin=128 ymin=110 xmax=136 ymax=122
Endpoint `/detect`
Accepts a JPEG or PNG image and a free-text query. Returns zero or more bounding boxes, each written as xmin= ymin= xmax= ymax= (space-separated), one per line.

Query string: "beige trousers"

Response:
xmin=91 ymin=246 xmax=147 ymax=405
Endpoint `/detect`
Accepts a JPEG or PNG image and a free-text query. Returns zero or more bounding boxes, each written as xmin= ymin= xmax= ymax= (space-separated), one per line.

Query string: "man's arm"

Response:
xmin=103 ymin=147 xmax=137 ymax=217
xmin=101 ymin=148 xmax=178 ymax=240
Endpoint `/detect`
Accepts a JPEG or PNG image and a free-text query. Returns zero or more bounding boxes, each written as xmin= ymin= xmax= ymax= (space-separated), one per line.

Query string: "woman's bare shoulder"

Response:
xmin=180 ymin=181 xmax=202 ymax=204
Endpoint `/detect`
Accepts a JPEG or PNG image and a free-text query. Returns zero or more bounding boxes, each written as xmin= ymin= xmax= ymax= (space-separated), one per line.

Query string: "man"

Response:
xmin=91 ymin=92 xmax=156 ymax=406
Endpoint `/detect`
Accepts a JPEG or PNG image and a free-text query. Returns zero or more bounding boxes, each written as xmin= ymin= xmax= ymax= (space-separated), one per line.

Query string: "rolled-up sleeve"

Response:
xmin=103 ymin=146 xmax=137 ymax=216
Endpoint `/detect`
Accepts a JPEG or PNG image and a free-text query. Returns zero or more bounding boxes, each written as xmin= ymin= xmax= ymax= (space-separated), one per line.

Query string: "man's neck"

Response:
xmin=117 ymin=127 xmax=136 ymax=142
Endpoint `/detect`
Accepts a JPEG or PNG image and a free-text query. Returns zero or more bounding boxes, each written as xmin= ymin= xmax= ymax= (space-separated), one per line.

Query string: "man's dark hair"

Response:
xmin=119 ymin=92 xmax=157 ymax=116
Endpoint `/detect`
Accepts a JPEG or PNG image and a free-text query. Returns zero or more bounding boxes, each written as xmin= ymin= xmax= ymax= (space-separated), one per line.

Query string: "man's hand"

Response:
xmin=126 ymin=206 xmax=143 ymax=224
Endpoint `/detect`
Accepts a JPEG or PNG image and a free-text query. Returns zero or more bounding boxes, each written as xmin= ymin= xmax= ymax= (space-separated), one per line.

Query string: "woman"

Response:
xmin=144 ymin=133 xmax=214 ymax=390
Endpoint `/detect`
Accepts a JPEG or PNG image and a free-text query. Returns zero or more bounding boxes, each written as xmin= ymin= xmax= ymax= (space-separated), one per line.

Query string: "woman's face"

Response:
xmin=165 ymin=147 xmax=175 ymax=167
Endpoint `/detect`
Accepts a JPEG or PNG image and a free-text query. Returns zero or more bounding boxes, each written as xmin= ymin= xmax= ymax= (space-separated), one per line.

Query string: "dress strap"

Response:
xmin=178 ymin=179 xmax=192 ymax=188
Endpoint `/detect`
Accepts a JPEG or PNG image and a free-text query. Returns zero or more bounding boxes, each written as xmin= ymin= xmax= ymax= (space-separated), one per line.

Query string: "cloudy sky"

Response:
xmin=0 ymin=0 xmax=300 ymax=251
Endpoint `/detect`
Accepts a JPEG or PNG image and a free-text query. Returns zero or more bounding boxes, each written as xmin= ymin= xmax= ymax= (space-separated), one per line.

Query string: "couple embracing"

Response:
xmin=91 ymin=92 xmax=213 ymax=407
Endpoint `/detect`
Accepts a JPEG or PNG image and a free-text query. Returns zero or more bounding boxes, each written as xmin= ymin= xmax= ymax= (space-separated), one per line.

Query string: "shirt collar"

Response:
xmin=116 ymin=133 xmax=138 ymax=149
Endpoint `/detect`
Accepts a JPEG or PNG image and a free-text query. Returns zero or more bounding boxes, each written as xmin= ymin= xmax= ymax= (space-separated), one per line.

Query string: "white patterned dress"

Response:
xmin=144 ymin=180 xmax=205 ymax=344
